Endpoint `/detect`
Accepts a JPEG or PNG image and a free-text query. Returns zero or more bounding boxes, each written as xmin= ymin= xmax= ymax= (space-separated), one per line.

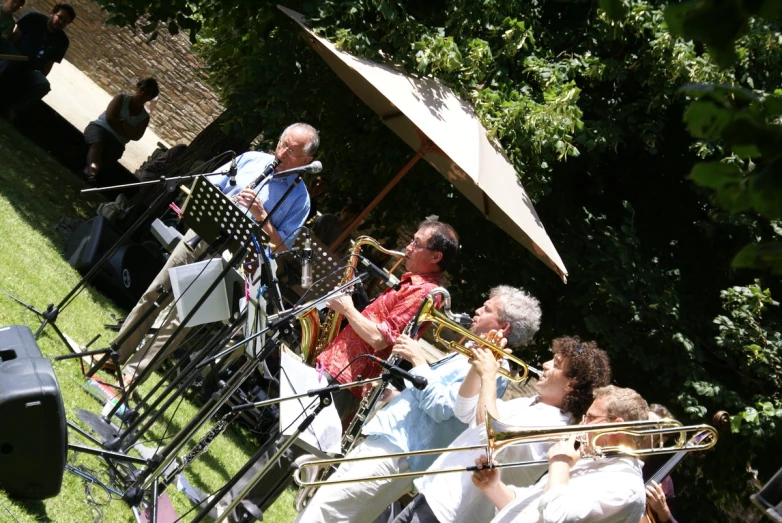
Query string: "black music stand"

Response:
xmin=277 ymin=230 xmax=344 ymax=309
xmin=181 ymin=175 xmax=268 ymax=265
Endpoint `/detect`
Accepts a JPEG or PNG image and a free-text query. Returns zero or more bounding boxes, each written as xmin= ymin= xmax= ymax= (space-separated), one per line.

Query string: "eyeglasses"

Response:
xmin=582 ymin=413 xmax=611 ymax=424
xmin=276 ymin=141 xmax=310 ymax=159
xmin=408 ymin=238 xmax=432 ymax=251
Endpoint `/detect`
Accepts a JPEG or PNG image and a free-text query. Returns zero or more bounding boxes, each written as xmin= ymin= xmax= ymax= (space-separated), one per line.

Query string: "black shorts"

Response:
xmin=84 ymin=123 xmax=126 ymax=163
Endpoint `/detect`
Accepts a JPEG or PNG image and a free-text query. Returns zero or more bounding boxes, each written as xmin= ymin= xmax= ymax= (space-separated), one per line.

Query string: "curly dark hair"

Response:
xmin=136 ymin=77 xmax=160 ymax=99
xmin=649 ymin=403 xmax=673 ymax=420
xmin=552 ymin=336 xmax=612 ymax=420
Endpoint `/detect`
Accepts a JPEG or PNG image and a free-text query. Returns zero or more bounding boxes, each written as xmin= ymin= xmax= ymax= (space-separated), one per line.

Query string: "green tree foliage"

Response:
xmin=98 ymin=0 xmax=782 ymax=518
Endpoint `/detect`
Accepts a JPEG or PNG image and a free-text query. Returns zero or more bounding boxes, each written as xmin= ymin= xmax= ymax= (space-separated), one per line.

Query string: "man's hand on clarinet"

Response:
xmin=237 ymin=188 xmax=268 ymax=222
xmin=392 ymin=334 xmax=428 ymax=368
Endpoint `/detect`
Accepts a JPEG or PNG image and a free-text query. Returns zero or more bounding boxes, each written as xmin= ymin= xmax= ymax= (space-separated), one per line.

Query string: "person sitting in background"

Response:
xmin=0 ymin=3 xmax=74 ymax=115
xmin=0 ymin=0 xmax=24 ymax=40
xmin=83 ymin=78 xmax=159 ymax=184
xmin=135 ymin=143 xmax=188 ymax=182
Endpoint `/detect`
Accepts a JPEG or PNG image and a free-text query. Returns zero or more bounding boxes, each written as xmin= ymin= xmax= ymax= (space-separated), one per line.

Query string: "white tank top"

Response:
xmin=92 ymin=94 xmax=149 ymax=144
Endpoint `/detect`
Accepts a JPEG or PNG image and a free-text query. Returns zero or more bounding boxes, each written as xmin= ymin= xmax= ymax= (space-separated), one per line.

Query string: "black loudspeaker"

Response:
xmin=64 ymin=216 xmax=163 ymax=308
xmin=0 ymin=325 xmax=66 ymax=499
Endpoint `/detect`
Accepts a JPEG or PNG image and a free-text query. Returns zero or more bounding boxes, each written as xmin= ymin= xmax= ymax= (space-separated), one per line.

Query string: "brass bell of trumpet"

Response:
xmin=412 ymin=290 xmax=535 ymax=383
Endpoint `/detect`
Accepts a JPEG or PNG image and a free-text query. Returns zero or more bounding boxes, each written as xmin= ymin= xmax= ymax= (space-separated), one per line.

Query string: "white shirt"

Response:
xmin=491 ymin=456 xmax=645 ymax=523
xmin=417 ymin=396 xmax=571 ymax=523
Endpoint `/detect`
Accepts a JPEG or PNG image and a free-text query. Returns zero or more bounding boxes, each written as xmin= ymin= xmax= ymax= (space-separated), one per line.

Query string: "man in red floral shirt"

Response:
xmin=316 ymin=220 xmax=459 ymax=420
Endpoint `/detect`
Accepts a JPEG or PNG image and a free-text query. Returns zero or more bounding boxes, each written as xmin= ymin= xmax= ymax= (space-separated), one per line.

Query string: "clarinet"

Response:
xmin=185 ymin=158 xmax=280 ymax=251
xmin=162 ymin=411 xmax=239 ymax=485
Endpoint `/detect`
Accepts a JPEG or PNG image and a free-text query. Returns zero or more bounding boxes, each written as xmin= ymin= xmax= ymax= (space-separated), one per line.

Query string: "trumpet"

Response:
xmin=412 ymin=289 xmax=536 ymax=383
xmin=292 ymin=414 xmax=718 ymax=487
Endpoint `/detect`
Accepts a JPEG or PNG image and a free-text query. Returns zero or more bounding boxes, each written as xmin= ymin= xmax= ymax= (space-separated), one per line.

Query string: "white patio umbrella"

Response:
xmin=280 ymin=6 xmax=567 ymax=281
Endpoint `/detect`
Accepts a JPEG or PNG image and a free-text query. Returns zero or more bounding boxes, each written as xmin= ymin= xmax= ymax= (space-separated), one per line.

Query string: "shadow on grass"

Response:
xmin=0 ymin=103 xmax=141 ymax=259
xmin=13 ymin=499 xmax=51 ymax=521
xmin=0 ymin=117 xmax=102 ymax=249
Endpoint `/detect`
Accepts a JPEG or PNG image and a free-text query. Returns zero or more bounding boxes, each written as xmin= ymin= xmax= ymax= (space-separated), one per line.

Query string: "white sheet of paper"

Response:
xmin=279 ymin=350 xmax=343 ymax=455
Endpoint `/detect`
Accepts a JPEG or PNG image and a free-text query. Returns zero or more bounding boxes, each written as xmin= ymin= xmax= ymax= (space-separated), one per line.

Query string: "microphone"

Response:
xmin=228 ymin=154 xmax=238 ymax=186
xmin=368 ymin=355 xmax=428 ymax=390
xmin=301 ymin=230 xmax=313 ymax=289
xmin=359 ymin=257 xmax=401 ymax=290
xmin=452 ymin=312 xmax=473 ymax=327
xmin=274 ymin=160 xmax=323 ymax=176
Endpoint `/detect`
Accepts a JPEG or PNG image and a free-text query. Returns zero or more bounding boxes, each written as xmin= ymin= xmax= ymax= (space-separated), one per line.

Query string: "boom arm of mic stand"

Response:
xmin=266 ymin=274 xmax=367 ymax=324
xmin=229 ymin=376 xmax=385 ymax=413
xmin=196 ymin=275 xmax=366 ymax=370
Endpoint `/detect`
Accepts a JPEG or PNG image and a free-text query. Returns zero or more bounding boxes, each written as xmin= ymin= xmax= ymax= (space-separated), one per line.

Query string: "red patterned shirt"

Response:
xmin=316 ymin=271 xmax=442 ymax=398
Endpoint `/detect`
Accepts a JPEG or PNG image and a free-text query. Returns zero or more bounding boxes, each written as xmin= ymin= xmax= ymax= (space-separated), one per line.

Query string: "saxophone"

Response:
xmin=297 ymin=236 xmax=405 ymax=365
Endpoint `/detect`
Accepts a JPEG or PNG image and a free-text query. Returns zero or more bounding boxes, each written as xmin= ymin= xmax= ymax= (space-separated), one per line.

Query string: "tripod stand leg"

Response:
xmin=111 ymin=320 xmax=240 ymax=451
xmin=211 ymin=393 xmax=332 ymax=523
xmin=151 ymin=478 xmax=159 ymax=523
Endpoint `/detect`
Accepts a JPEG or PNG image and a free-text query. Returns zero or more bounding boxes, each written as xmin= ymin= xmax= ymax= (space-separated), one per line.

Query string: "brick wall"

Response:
xmin=20 ymin=0 xmax=223 ymax=145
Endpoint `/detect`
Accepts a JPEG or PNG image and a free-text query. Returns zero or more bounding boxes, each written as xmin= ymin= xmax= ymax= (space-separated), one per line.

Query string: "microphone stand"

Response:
xmin=103 ymin=243 xmax=248 ymax=424
xmin=32 ymin=163 xmax=234 ymax=346
xmin=119 ymin=172 xmax=324 ymax=504
xmin=196 ymin=276 xmax=364 ymax=370
xmin=122 ymin=327 xmax=284 ymax=505
xmin=120 ymin=278 xmax=360 ymax=515
xmin=0 ymin=174 xmax=192 ymax=351
xmin=191 ymin=374 xmax=389 ymax=523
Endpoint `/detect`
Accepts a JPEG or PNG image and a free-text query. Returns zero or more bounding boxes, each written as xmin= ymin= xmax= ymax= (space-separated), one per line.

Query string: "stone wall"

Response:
xmin=20 ymin=0 xmax=223 ymax=145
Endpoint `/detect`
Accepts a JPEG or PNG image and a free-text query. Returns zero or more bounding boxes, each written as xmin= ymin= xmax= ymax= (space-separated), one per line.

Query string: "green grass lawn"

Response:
xmin=0 ymin=119 xmax=298 ymax=522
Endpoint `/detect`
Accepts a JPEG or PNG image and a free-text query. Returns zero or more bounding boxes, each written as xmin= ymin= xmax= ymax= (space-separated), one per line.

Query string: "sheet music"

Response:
xmin=279 ymin=350 xmax=343 ymax=456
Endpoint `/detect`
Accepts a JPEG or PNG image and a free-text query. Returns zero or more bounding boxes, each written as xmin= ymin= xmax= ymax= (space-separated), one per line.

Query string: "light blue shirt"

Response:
xmin=363 ymin=353 xmax=508 ymax=472
xmin=208 ymin=151 xmax=311 ymax=249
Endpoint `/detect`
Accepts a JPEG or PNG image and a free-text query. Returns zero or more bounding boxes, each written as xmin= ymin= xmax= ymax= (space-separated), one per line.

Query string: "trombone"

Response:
xmin=292 ymin=414 xmax=718 ymax=487
xmin=414 ymin=289 xmax=536 ymax=383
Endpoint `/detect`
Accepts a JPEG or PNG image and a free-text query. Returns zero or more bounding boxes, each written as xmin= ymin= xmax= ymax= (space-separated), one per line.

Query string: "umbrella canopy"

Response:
xmin=280 ymin=6 xmax=568 ymax=282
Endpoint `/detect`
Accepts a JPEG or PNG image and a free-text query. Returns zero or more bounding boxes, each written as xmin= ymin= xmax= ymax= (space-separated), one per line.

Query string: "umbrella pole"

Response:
xmin=328 ymin=145 xmax=428 ymax=251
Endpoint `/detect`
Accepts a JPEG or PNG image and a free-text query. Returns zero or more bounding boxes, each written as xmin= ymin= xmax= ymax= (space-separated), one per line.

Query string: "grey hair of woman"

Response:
xmin=489 ymin=285 xmax=542 ymax=348
xmin=280 ymin=122 xmax=320 ymax=156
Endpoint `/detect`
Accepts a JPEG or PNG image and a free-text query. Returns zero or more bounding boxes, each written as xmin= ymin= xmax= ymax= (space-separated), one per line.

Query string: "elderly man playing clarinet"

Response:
xmin=394 ymin=337 xmax=612 ymax=523
xmin=473 ymin=385 xmax=649 ymax=523
xmin=296 ymin=285 xmax=543 ymax=523
xmin=90 ymin=123 xmax=320 ymax=388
